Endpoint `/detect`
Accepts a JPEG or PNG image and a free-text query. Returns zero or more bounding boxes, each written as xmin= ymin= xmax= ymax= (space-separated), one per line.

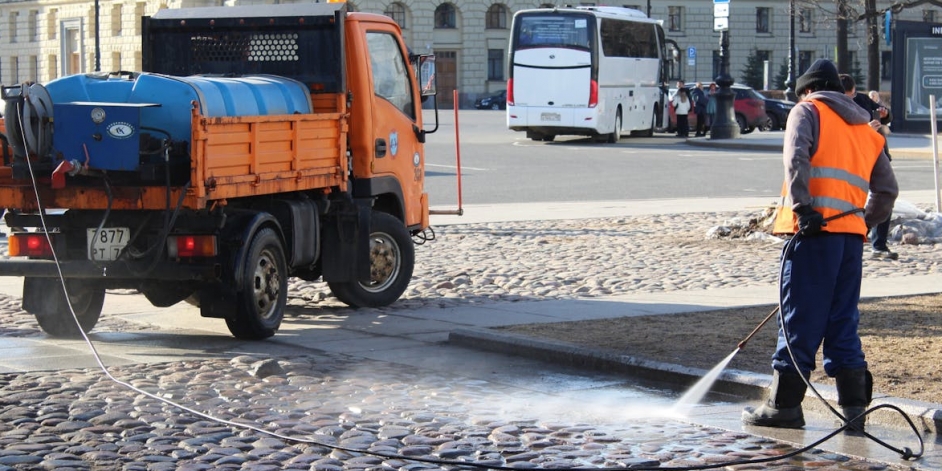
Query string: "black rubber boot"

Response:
xmin=742 ymin=370 xmax=808 ymax=428
xmin=835 ymin=368 xmax=873 ymax=435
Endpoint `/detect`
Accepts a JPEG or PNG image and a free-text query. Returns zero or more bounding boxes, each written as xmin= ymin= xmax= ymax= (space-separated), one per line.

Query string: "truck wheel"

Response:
xmin=328 ymin=211 xmax=414 ymax=308
xmin=225 ymin=227 xmax=286 ymax=340
xmin=24 ymin=277 xmax=105 ymax=338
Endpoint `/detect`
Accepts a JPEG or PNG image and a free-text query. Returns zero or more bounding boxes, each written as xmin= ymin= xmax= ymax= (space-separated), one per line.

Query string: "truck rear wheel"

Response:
xmin=225 ymin=227 xmax=287 ymax=340
xmin=24 ymin=277 xmax=105 ymax=338
xmin=328 ymin=211 xmax=414 ymax=308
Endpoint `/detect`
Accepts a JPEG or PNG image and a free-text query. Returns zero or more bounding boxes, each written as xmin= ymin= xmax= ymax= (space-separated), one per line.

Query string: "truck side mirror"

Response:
xmin=413 ymin=54 xmax=436 ymax=97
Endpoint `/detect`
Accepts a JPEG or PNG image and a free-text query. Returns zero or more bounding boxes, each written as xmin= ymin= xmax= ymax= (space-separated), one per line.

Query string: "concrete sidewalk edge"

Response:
xmin=449 ymin=327 xmax=942 ymax=436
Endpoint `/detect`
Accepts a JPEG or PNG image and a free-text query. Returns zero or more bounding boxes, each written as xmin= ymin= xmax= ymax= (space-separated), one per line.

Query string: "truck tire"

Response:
xmin=24 ymin=277 xmax=105 ymax=338
xmin=225 ymin=227 xmax=287 ymax=340
xmin=328 ymin=211 xmax=414 ymax=308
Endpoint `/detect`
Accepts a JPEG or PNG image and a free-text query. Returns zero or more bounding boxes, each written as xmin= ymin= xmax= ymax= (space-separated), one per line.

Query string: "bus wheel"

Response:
xmin=328 ymin=211 xmax=415 ymax=308
xmin=542 ymin=135 xmax=556 ymax=142
xmin=25 ymin=277 xmax=104 ymax=338
xmin=632 ymin=111 xmax=656 ymax=137
xmin=225 ymin=227 xmax=286 ymax=340
xmin=608 ymin=110 xmax=622 ymax=143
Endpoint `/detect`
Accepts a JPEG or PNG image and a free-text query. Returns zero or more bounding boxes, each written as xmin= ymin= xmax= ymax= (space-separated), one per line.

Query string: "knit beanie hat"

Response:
xmin=795 ymin=59 xmax=844 ymax=95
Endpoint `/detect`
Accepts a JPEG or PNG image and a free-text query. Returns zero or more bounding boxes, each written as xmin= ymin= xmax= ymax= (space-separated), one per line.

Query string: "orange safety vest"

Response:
xmin=773 ymin=99 xmax=885 ymax=236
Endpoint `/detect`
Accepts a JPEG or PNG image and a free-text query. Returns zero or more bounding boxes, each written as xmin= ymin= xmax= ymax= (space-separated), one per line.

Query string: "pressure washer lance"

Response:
xmin=736 ymin=306 xmax=779 ymax=350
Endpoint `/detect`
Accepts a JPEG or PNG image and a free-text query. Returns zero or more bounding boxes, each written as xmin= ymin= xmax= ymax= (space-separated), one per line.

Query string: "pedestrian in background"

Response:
xmin=839 ymin=75 xmax=898 ymax=260
xmin=706 ymin=83 xmax=718 ymax=132
xmin=672 ymin=88 xmax=691 ymax=137
xmin=742 ymin=59 xmax=898 ymax=434
xmin=692 ymin=82 xmax=709 ymax=137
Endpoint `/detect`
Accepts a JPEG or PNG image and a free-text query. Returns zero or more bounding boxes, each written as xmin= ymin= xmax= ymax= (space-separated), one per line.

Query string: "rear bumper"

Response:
xmin=0 ymin=259 xmax=220 ymax=281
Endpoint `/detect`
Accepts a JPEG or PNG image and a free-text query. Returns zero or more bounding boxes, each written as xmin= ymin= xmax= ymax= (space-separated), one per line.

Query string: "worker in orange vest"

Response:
xmin=742 ymin=59 xmax=898 ymax=434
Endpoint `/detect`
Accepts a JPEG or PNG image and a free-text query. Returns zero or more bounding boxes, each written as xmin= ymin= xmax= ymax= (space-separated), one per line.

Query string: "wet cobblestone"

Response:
xmin=0 ymin=355 xmax=903 ymax=470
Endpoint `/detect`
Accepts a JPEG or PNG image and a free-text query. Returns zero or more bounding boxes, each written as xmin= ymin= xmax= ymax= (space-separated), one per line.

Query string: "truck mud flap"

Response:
xmin=321 ymin=199 xmax=371 ymax=284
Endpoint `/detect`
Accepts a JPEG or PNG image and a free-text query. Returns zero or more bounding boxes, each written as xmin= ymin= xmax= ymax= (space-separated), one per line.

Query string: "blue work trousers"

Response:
xmin=772 ymin=232 xmax=867 ymax=378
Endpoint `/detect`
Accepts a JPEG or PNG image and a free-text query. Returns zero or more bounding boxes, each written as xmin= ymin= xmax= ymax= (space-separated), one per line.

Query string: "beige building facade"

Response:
xmin=0 ymin=0 xmax=938 ymax=107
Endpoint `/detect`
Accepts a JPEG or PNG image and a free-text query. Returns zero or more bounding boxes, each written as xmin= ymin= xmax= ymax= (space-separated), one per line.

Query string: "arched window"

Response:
xmin=434 ymin=3 xmax=457 ymax=29
xmin=384 ymin=2 xmax=407 ymax=29
xmin=486 ymin=4 xmax=508 ymax=29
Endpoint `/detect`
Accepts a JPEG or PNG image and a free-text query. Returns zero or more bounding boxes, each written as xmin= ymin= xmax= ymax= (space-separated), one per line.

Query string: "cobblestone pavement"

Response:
xmin=0 ymin=354 xmax=903 ymax=470
xmin=0 ymin=210 xmax=934 ymax=469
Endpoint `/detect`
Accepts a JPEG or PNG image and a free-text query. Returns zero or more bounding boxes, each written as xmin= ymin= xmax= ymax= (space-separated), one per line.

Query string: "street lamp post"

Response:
xmin=711 ymin=29 xmax=739 ymax=139
xmin=785 ymin=0 xmax=797 ymax=102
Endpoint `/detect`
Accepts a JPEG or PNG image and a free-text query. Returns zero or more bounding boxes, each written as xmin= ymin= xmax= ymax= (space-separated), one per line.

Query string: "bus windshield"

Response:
xmin=514 ymin=14 xmax=593 ymax=51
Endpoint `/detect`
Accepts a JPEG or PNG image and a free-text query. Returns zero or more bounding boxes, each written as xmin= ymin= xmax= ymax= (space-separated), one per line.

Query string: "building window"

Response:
xmin=435 ymin=3 xmax=457 ymax=29
xmin=798 ymin=51 xmax=814 ymax=75
xmin=384 ymin=2 xmax=407 ymax=29
xmin=623 ymin=5 xmax=642 ymax=11
xmin=799 ymin=8 xmax=813 ymax=33
xmin=881 ymin=51 xmax=892 ymax=80
xmin=111 ymin=4 xmax=123 ymax=36
xmin=487 ymin=49 xmax=503 ymax=80
xmin=112 ymin=52 xmax=122 ymax=71
xmin=756 ymin=7 xmax=771 ymax=33
xmin=924 ymin=9 xmax=936 ymax=23
xmin=11 ymin=57 xmax=19 ymax=83
xmin=346 ymin=2 xmax=358 ymax=12
xmin=486 ymin=4 xmax=508 ymax=29
xmin=47 ymin=54 xmax=58 ymax=80
xmin=134 ymin=3 xmax=146 ymax=35
xmin=28 ymin=56 xmax=38 ymax=81
xmin=63 ymin=20 xmax=83 ymax=76
xmin=757 ymin=50 xmax=771 ymax=65
xmin=47 ymin=9 xmax=59 ymax=39
xmin=668 ymin=6 xmax=683 ymax=32
xmin=28 ymin=10 xmax=39 ymax=42
xmin=539 ymin=3 xmax=554 ymax=7
xmin=9 ymin=12 xmax=19 ymax=43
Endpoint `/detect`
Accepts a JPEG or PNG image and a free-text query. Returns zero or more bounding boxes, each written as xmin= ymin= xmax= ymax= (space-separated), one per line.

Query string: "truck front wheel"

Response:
xmin=225 ymin=227 xmax=287 ymax=340
xmin=24 ymin=277 xmax=105 ymax=338
xmin=328 ymin=211 xmax=414 ymax=308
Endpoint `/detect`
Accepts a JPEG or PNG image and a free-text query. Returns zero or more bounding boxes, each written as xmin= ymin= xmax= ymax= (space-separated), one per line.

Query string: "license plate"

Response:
xmin=540 ymin=112 xmax=561 ymax=122
xmin=87 ymin=227 xmax=130 ymax=261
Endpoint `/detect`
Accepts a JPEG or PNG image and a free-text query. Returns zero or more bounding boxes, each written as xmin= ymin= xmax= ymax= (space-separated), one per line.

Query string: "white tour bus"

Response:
xmin=506 ymin=6 xmax=677 ymax=142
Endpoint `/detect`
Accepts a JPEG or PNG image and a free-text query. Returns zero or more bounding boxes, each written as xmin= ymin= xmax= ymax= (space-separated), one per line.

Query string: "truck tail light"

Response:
xmin=507 ymin=79 xmax=514 ymax=106
xmin=588 ymin=79 xmax=599 ymax=108
xmin=167 ymin=235 xmax=217 ymax=258
xmin=9 ymin=234 xmax=55 ymax=258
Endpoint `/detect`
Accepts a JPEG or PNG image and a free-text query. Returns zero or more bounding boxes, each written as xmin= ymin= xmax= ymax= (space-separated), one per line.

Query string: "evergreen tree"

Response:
xmin=773 ymin=58 xmax=789 ymax=91
xmin=740 ymin=48 xmax=765 ymax=90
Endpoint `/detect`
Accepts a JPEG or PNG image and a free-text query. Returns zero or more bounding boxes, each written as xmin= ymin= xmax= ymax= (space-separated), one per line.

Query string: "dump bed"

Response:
xmin=0 ymin=2 xmax=351 ymax=211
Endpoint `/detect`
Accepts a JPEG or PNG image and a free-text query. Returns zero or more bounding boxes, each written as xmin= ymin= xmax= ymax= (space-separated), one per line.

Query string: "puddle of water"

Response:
xmin=671 ymin=349 xmax=739 ymax=415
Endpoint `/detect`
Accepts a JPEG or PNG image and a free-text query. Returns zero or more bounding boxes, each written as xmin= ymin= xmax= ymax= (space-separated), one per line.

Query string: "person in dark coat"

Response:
xmin=839 ymin=74 xmax=897 ymax=260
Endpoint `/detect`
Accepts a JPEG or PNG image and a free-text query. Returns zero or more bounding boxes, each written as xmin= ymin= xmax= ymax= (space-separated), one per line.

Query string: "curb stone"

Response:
xmin=449 ymin=327 xmax=942 ymax=436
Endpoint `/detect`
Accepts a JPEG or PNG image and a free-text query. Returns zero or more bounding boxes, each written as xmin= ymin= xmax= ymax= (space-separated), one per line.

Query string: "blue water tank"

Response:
xmin=45 ymin=72 xmax=313 ymax=147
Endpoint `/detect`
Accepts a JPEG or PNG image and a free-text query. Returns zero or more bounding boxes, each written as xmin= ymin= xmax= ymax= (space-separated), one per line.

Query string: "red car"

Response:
xmin=667 ymin=83 xmax=767 ymax=135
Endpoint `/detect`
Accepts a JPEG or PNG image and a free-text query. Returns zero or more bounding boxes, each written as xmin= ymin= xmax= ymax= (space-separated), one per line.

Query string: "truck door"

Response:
xmin=347 ymin=17 xmax=427 ymax=229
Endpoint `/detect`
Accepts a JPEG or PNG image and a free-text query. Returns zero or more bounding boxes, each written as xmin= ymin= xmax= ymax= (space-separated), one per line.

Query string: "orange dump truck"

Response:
xmin=0 ymin=3 xmax=437 ymax=339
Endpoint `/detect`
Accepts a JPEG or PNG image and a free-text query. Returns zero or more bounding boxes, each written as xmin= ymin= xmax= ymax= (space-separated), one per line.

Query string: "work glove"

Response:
xmin=794 ymin=205 xmax=825 ymax=236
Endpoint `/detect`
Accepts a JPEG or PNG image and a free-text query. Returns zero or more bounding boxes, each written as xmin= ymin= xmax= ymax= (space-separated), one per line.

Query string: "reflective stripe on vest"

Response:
xmin=773 ymin=100 xmax=885 ymax=236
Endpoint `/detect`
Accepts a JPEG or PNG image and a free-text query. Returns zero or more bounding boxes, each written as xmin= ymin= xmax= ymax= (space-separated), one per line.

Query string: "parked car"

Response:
xmin=474 ymin=90 xmax=507 ymax=110
xmin=667 ymin=83 xmax=767 ymax=135
xmin=761 ymin=98 xmax=795 ymax=131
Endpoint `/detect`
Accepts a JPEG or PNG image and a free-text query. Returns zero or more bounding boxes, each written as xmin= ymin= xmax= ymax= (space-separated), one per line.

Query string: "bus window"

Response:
xmin=516 ymin=15 xmax=593 ymax=51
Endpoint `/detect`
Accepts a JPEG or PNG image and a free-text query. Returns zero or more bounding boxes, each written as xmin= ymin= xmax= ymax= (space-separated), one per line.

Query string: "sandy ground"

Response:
xmin=500 ymin=293 xmax=942 ymax=405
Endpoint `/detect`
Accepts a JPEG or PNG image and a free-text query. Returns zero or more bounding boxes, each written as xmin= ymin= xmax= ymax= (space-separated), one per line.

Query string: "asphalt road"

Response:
xmin=422 ymin=109 xmax=939 ymax=208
